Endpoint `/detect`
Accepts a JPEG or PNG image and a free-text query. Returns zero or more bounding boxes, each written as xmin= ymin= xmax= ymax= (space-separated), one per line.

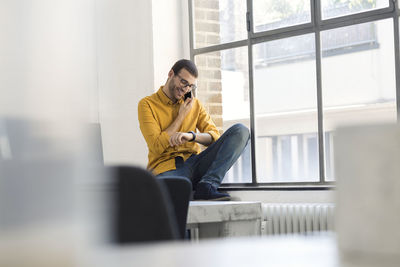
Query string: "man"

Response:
xmin=138 ymin=59 xmax=249 ymax=200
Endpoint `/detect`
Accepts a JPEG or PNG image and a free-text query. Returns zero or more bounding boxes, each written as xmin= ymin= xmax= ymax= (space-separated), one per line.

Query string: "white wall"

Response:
xmin=95 ymin=0 xmax=189 ymax=166
xmin=0 ymin=0 xmax=97 ymax=122
xmin=97 ymin=0 xmax=189 ymax=166
xmin=95 ymin=0 xmax=155 ymax=166
xmin=152 ymin=0 xmax=190 ymax=89
xmin=0 ymin=0 xmax=189 ymax=167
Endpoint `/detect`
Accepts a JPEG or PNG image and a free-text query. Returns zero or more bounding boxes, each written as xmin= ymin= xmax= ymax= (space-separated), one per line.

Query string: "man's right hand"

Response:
xmin=178 ymin=97 xmax=194 ymax=118
xmin=165 ymin=97 xmax=194 ymax=137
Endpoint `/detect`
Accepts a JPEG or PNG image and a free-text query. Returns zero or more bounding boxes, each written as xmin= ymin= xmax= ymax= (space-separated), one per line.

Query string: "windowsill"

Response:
xmin=220 ymin=184 xmax=335 ymax=191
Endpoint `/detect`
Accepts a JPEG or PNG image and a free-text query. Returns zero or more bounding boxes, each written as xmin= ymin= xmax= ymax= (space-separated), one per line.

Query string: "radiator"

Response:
xmin=262 ymin=203 xmax=335 ymax=236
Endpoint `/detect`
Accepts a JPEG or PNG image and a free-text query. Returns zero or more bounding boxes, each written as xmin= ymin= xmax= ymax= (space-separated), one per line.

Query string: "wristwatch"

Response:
xmin=188 ymin=131 xmax=196 ymax=142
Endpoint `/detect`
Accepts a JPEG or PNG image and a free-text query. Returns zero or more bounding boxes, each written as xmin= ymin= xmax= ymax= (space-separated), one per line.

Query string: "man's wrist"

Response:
xmin=188 ymin=131 xmax=196 ymax=142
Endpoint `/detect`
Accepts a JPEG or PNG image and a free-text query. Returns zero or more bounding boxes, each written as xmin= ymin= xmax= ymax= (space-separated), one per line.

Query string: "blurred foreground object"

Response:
xmin=0 ymin=118 xmax=105 ymax=267
xmin=335 ymin=124 xmax=400 ymax=267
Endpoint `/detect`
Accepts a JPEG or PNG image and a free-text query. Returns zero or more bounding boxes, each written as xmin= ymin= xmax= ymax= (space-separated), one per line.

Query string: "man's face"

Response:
xmin=168 ymin=68 xmax=196 ymax=102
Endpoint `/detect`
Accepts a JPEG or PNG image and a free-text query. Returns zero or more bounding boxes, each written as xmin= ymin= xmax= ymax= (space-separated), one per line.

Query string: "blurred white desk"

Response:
xmin=187 ymin=201 xmax=262 ymax=240
xmin=90 ymin=235 xmax=338 ymax=267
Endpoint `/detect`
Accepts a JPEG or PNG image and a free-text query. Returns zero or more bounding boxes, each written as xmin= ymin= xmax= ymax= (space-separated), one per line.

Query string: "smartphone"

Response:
xmin=184 ymin=91 xmax=192 ymax=100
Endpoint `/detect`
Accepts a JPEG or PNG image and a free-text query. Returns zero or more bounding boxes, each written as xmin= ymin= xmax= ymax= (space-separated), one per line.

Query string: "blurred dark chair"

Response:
xmin=112 ymin=166 xmax=191 ymax=243
xmin=157 ymin=176 xmax=192 ymax=239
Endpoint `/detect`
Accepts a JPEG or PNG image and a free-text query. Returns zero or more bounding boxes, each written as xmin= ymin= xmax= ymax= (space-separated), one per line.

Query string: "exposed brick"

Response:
xmin=196 ymin=80 xmax=207 ymax=90
xmin=192 ymin=0 xmax=224 ymax=128
xmin=196 ymin=90 xmax=209 ymax=100
xmin=206 ymin=10 xmax=220 ymax=21
xmin=197 ymin=65 xmax=208 ymax=71
xmin=209 ymin=89 xmax=223 ymax=95
xmin=208 ymin=81 xmax=222 ymax=91
xmin=202 ymin=92 xmax=222 ymax=104
xmin=196 ymin=94 xmax=208 ymax=105
xmin=195 ymin=56 xmax=206 ymax=66
xmin=195 ymin=9 xmax=206 ymax=20
xmin=206 ymin=34 xmax=220 ymax=45
xmin=213 ymin=117 xmax=223 ymax=127
xmin=206 ymin=51 xmax=220 ymax=57
xmin=195 ymin=42 xmax=208 ymax=48
xmin=195 ymin=0 xmax=219 ymax=10
xmin=197 ymin=77 xmax=214 ymax=87
xmin=199 ymin=51 xmax=220 ymax=60
xmin=202 ymin=70 xmax=221 ymax=80
xmin=209 ymin=105 xmax=223 ymax=115
xmin=197 ymin=52 xmax=221 ymax=63
xmin=195 ymin=22 xmax=220 ymax=33
xmin=195 ymin=33 xmax=206 ymax=43
xmin=209 ymin=115 xmax=223 ymax=129
xmin=206 ymin=56 xmax=221 ymax=68
xmin=212 ymin=93 xmax=223 ymax=103
xmin=192 ymin=4 xmax=226 ymax=132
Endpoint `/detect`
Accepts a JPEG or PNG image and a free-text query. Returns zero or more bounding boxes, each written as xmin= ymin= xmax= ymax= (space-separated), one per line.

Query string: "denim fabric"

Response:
xmin=157 ymin=123 xmax=250 ymax=190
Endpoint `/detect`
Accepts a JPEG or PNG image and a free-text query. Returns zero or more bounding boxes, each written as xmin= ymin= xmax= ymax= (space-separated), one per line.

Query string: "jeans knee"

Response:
xmin=229 ymin=123 xmax=250 ymax=143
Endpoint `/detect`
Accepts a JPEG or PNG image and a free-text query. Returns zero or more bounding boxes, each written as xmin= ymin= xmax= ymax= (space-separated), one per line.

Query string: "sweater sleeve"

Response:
xmin=196 ymin=101 xmax=221 ymax=143
xmin=138 ymin=99 xmax=170 ymax=155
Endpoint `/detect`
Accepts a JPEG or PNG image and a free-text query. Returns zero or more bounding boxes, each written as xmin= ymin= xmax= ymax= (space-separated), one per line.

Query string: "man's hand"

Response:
xmin=178 ymin=97 xmax=194 ymax=117
xmin=169 ymin=132 xmax=193 ymax=147
xmin=165 ymin=97 xmax=194 ymax=137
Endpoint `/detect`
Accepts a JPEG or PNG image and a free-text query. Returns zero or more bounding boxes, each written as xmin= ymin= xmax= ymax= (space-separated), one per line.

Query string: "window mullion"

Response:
xmin=313 ymin=0 xmax=326 ymax=183
xmin=188 ymin=0 xmax=194 ymax=61
xmin=247 ymin=0 xmax=258 ymax=184
xmin=393 ymin=10 xmax=400 ymax=122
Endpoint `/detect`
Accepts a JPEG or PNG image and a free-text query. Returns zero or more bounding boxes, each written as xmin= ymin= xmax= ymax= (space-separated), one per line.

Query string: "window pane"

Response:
xmin=253 ymin=34 xmax=319 ymax=183
xmin=194 ymin=47 xmax=252 ymax=183
xmin=321 ymin=19 xmax=396 ymax=181
xmin=253 ymin=0 xmax=311 ymax=33
xmin=193 ymin=0 xmax=247 ymax=49
xmin=321 ymin=0 xmax=389 ymax=20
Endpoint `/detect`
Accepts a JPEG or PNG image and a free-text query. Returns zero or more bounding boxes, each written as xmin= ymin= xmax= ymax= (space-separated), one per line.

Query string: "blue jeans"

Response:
xmin=157 ymin=123 xmax=250 ymax=190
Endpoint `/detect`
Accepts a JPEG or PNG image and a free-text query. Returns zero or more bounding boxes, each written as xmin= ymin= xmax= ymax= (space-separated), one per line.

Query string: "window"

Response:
xmin=253 ymin=33 xmax=319 ymax=183
xmin=321 ymin=0 xmax=389 ymax=19
xmin=189 ymin=0 xmax=398 ymax=186
xmin=255 ymin=22 xmax=378 ymax=66
xmin=253 ymin=0 xmax=311 ymax=32
xmin=194 ymin=47 xmax=252 ymax=183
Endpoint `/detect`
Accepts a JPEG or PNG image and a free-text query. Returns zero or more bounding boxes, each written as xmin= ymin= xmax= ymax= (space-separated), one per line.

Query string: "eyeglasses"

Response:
xmin=175 ymin=73 xmax=197 ymax=91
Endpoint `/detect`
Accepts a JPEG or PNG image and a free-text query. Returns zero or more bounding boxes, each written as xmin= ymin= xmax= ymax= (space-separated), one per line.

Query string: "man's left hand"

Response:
xmin=169 ymin=132 xmax=193 ymax=147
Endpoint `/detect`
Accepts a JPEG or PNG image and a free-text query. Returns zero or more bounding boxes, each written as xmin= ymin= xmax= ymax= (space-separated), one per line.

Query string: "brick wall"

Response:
xmin=193 ymin=0 xmax=223 ymax=132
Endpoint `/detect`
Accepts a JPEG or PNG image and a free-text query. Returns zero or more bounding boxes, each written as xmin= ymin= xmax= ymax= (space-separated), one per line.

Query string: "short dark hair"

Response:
xmin=171 ymin=59 xmax=198 ymax=78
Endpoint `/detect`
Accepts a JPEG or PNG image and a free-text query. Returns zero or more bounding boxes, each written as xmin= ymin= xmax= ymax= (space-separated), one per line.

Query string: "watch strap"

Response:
xmin=188 ymin=131 xmax=196 ymax=142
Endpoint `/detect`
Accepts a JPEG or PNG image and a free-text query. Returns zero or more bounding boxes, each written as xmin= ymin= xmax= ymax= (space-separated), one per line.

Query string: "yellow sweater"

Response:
xmin=138 ymin=87 xmax=220 ymax=175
